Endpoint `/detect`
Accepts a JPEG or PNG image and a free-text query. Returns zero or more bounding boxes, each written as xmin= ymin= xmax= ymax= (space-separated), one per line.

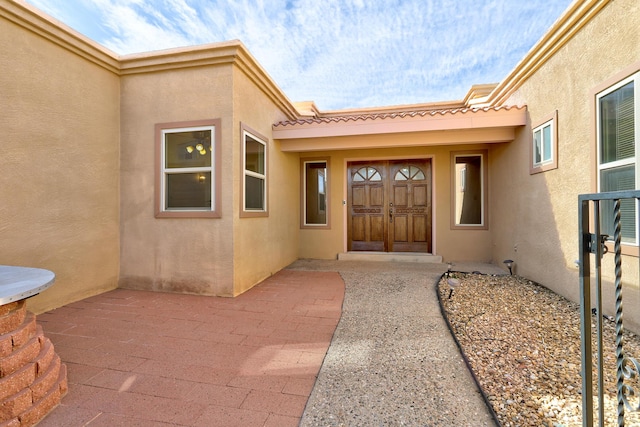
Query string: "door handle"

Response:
xmin=389 ymin=207 xmax=393 ymax=223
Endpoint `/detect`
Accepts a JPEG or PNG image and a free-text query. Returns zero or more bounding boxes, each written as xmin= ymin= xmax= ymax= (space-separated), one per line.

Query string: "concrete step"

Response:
xmin=338 ymin=252 xmax=443 ymax=263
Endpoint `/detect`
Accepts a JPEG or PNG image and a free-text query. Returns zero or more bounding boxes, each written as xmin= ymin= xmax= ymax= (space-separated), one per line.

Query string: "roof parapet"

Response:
xmin=1 ymin=0 xmax=120 ymax=74
xmin=486 ymin=0 xmax=610 ymax=106
xmin=463 ymin=84 xmax=499 ymax=107
xmin=292 ymin=101 xmax=321 ymax=118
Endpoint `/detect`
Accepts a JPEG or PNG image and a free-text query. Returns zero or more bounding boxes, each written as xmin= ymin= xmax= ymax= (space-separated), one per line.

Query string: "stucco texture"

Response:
xmin=0 ymin=13 xmax=120 ymax=312
xmin=490 ymin=0 xmax=640 ymax=327
xmin=231 ymin=67 xmax=300 ymax=295
xmin=119 ymin=65 xmax=236 ymax=296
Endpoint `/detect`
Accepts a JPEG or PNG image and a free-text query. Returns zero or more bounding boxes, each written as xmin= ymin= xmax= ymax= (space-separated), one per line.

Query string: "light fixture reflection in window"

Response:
xmin=184 ymin=138 xmax=210 ymax=156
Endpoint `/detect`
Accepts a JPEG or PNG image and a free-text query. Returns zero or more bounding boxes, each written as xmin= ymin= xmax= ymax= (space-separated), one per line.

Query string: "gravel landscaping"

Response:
xmin=438 ymin=272 xmax=640 ymax=427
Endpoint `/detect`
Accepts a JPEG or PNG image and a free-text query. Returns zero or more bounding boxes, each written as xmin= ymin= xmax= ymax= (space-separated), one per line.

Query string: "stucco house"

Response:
xmin=1 ymin=0 xmax=639 ymax=327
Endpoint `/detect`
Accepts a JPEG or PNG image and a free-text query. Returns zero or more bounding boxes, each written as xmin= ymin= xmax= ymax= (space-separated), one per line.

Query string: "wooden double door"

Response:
xmin=347 ymin=159 xmax=432 ymax=253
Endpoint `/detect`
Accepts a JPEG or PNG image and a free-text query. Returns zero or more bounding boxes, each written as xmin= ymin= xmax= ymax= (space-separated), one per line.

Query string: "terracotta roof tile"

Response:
xmin=274 ymin=105 xmax=524 ymax=128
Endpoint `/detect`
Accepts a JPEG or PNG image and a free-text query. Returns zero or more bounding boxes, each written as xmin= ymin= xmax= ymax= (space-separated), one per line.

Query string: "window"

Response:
xmin=531 ymin=111 xmax=558 ymax=174
xmin=302 ymin=159 xmax=330 ymax=228
xmin=394 ymin=166 xmax=425 ymax=181
xmin=155 ymin=119 xmax=221 ymax=218
xmin=597 ymin=71 xmax=639 ymax=243
xmin=451 ymin=151 xmax=487 ymax=229
xmin=241 ymin=125 xmax=268 ymax=217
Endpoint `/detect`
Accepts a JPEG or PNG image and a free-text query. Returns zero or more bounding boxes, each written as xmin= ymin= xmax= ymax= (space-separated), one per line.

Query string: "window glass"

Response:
xmin=600 ymin=165 xmax=636 ymax=242
xmin=395 ymin=166 xmax=425 ymax=181
xmin=166 ymin=173 xmax=211 ymax=209
xmin=534 ymin=129 xmax=542 ymax=164
xmin=542 ymin=124 xmax=552 ymax=162
xmin=244 ymin=175 xmax=264 ymax=210
xmin=304 ymin=161 xmax=328 ymax=226
xmin=600 ymin=81 xmax=635 ymax=164
xmin=161 ymin=126 xmax=215 ymax=212
xmin=597 ymin=73 xmax=638 ymax=244
xmin=454 ymin=155 xmax=483 ymax=226
xmin=245 ymin=136 xmax=265 ymax=174
xmin=353 ymin=166 xmax=381 ymax=182
xmin=165 ymin=131 xmax=211 ymax=169
xmin=532 ymin=121 xmax=554 ymax=167
xmin=243 ymin=129 xmax=267 ymax=213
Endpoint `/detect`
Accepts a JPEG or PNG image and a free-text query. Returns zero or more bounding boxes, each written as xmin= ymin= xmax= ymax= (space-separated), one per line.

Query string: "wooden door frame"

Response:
xmin=344 ymin=156 xmax=435 ymax=254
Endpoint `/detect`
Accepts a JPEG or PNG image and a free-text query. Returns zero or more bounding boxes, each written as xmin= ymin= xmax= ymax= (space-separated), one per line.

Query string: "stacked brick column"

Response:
xmin=0 ymin=300 xmax=67 ymax=426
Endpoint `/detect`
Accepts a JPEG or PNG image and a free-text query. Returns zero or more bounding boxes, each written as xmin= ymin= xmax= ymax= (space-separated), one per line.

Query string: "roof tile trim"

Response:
xmin=274 ymin=105 xmax=526 ymax=127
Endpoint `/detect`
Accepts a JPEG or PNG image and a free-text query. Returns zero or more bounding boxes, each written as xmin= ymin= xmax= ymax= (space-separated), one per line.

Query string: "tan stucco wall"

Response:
xmin=0 ymin=8 xmax=120 ymax=312
xmin=231 ymin=67 xmax=299 ymax=295
xmin=490 ymin=0 xmax=640 ymax=327
xmin=119 ymin=65 xmax=236 ymax=296
xmin=295 ymin=140 xmax=494 ymax=262
xmin=2 ymin=0 xmax=301 ymax=303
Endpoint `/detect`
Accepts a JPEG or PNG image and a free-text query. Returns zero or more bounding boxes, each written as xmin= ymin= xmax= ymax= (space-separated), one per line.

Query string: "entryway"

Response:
xmin=347 ymin=159 xmax=432 ymax=253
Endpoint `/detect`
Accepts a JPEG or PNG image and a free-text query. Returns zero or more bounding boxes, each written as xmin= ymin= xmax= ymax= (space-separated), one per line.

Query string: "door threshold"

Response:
xmin=338 ymin=252 xmax=442 ymax=263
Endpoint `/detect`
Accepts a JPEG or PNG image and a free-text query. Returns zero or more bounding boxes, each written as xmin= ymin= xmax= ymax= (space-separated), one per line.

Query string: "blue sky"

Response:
xmin=25 ymin=0 xmax=573 ymax=110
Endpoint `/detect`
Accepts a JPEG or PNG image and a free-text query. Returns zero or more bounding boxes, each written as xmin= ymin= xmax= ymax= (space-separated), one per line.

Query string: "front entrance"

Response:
xmin=347 ymin=159 xmax=432 ymax=253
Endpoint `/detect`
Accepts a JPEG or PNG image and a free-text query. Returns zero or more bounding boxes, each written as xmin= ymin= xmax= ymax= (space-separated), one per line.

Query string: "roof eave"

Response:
xmin=273 ymin=106 xmax=527 ymax=141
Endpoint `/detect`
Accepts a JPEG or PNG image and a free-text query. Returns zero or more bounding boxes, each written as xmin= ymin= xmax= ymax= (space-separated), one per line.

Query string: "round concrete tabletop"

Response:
xmin=0 ymin=265 xmax=55 ymax=305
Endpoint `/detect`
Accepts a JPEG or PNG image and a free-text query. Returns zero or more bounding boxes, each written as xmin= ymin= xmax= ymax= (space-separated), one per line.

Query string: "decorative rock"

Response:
xmin=439 ymin=273 xmax=640 ymax=426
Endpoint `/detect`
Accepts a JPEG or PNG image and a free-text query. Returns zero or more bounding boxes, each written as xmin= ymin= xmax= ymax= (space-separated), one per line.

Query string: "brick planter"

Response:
xmin=0 ymin=300 xmax=67 ymax=426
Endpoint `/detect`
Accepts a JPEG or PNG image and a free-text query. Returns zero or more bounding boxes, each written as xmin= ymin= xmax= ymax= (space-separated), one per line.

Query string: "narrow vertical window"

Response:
xmin=155 ymin=119 xmax=221 ymax=218
xmin=241 ymin=125 xmax=268 ymax=217
xmin=301 ymin=158 xmax=330 ymax=228
xmin=597 ymin=73 xmax=638 ymax=243
xmin=451 ymin=151 xmax=487 ymax=229
xmin=530 ymin=111 xmax=558 ymax=174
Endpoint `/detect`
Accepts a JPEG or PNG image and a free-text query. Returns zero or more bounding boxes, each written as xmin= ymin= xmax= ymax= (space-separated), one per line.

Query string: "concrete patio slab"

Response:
xmin=34 ymin=260 xmax=504 ymax=426
xmin=36 ymin=270 xmax=344 ymax=427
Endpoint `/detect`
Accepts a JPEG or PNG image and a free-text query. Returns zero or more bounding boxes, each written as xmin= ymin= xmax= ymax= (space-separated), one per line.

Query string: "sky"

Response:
xmin=25 ymin=0 xmax=574 ymax=111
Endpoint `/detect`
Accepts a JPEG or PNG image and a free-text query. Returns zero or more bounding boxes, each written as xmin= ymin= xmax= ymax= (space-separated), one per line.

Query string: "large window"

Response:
xmin=241 ymin=125 xmax=268 ymax=217
xmin=597 ymin=71 xmax=639 ymax=243
xmin=155 ymin=119 xmax=221 ymax=218
xmin=301 ymin=159 xmax=329 ymax=228
xmin=531 ymin=110 xmax=558 ymax=174
xmin=451 ymin=151 xmax=487 ymax=229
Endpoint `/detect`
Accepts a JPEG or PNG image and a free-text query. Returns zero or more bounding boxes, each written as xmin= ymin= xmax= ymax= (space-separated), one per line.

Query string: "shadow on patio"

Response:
xmin=36 ymin=270 xmax=344 ymax=427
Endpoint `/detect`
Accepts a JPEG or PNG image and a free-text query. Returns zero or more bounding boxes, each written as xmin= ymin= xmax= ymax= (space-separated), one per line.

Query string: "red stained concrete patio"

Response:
xmin=35 ymin=270 xmax=344 ymax=426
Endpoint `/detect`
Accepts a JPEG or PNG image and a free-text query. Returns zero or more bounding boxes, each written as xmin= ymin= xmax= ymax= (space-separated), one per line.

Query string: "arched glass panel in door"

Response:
xmin=353 ymin=166 xmax=382 ymax=182
xmin=394 ymin=165 xmax=425 ymax=181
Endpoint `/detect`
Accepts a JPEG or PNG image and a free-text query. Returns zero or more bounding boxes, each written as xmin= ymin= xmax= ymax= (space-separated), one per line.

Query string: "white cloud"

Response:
xmin=25 ymin=0 xmax=573 ymax=110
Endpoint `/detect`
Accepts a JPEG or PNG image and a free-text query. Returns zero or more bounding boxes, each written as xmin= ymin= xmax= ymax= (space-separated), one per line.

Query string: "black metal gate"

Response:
xmin=579 ymin=190 xmax=640 ymax=426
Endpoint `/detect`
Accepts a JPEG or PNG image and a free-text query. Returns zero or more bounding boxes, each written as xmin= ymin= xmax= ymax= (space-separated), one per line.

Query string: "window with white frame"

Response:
xmin=302 ymin=159 xmax=329 ymax=227
xmin=597 ymin=71 xmax=639 ymax=243
xmin=157 ymin=122 xmax=218 ymax=217
xmin=533 ymin=121 xmax=553 ymax=165
xmin=531 ymin=111 xmax=558 ymax=174
xmin=242 ymin=128 xmax=267 ymax=215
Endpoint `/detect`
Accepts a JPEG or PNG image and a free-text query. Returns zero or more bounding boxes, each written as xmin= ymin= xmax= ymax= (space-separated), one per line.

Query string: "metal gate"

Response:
xmin=579 ymin=190 xmax=640 ymax=426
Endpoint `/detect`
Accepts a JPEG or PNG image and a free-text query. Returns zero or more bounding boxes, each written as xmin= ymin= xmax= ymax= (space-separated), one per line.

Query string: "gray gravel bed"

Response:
xmin=439 ymin=272 xmax=640 ymax=427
